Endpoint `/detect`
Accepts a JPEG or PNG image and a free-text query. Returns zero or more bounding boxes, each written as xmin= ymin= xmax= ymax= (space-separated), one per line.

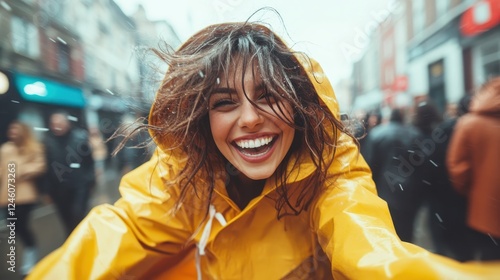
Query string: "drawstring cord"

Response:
xmin=196 ymin=205 xmax=227 ymax=280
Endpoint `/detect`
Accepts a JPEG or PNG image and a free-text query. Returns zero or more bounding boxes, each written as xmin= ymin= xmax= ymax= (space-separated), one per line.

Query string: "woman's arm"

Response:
xmin=27 ymin=149 xmax=197 ymax=279
xmin=312 ymin=133 xmax=500 ymax=279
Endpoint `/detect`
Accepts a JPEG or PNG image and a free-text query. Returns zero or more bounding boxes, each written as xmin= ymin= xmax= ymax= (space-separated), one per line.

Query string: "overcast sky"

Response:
xmin=115 ymin=0 xmax=398 ymax=84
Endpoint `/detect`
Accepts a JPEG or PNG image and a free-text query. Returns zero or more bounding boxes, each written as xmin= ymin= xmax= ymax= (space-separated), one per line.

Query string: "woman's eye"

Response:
xmin=211 ymin=99 xmax=236 ymax=109
xmin=257 ymin=92 xmax=277 ymax=104
xmin=258 ymin=93 xmax=271 ymax=100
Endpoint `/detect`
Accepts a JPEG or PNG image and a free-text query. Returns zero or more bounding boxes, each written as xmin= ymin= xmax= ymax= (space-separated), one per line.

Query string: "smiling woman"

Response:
xmin=27 ymin=19 xmax=500 ymax=280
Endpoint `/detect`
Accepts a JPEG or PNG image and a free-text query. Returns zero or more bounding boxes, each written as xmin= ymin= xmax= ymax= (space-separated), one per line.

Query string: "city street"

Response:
xmin=0 ymin=167 xmax=122 ymax=279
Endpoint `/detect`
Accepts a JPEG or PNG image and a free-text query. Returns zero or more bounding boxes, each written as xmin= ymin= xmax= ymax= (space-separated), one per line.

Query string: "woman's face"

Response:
xmin=7 ymin=123 xmax=22 ymax=142
xmin=208 ymin=61 xmax=295 ymax=181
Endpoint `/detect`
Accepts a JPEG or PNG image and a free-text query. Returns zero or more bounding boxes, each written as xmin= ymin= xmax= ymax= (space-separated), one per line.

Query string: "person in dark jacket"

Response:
xmin=413 ymin=96 xmax=473 ymax=261
xmin=43 ymin=111 xmax=95 ymax=236
xmin=363 ymin=108 xmax=420 ymax=242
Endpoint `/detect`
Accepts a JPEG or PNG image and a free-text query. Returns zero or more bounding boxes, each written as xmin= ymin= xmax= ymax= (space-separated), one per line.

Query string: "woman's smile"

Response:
xmin=232 ymin=134 xmax=278 ymax=163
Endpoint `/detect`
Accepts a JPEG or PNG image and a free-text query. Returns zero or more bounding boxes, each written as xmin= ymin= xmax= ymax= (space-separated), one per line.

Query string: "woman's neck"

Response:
xmin=226 ymin=174 xmax=266 ymax=210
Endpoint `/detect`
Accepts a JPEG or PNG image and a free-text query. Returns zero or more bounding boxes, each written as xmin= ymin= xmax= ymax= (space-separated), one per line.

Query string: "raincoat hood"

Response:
xmin=28 ymin=50 xmax=500 ymax=280
xmin=147 ymin=53 xmax=340 ymax=156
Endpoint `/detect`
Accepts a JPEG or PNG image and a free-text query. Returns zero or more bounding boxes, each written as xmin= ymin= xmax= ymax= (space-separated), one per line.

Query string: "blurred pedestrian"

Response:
xmin=363 ymin=108 xmax=420 ymax=242
xmin=447 ymin=77 xmax=500 ymax=260
xmin=113 ymin=115 xmax=153 ymax=176
xmin=88 ymin=127 xmax=107 ymax=185
xmin=359 ymin=109 xmax=382 ymax=156
xmin=0 ymin=120 xmax=46 ymax=275
xmin=28 ymin=21 xmax=500 ymax=279
xmin=412 ymin=95 xmax=473 ymax=261
xmin=42 ymin=111 xmax=95 ymax=236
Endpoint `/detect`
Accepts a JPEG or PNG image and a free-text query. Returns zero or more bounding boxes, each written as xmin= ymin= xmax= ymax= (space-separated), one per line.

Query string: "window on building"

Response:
xmin=412 ymin=0 xmax=426 ymax=35
xmin=436 ymin=0 xmax=451 ymax=16
xmin=57 ymin=42 xmax=71 ymax=74
xmin=11 ymin=16 xmax=40 ymax=58
xmin=480 ymin=41 xmax=500 ymax=79
xmin=84 ymin=54 xmax=96 ymax=82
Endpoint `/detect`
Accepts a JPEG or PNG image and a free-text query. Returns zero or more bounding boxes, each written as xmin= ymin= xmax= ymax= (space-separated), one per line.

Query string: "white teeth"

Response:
xmin=235 ymin=136 xmax=273 ymax=149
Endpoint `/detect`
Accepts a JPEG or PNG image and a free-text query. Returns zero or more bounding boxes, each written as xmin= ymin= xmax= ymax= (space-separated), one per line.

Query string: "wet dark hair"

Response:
xmin=412 ymin=101 xmax=443 ymax=135
xmin=457 ymin=95 xmax=472 ymax=116
xmin=389 ymin=108 xmax=405 ymax=123
xmin=121 ymin=20 xmax=350 ymax=218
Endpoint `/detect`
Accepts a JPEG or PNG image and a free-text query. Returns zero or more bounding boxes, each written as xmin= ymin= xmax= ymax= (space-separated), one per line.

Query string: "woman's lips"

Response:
xmin=232 ymin=136 xmax=277 ymax=163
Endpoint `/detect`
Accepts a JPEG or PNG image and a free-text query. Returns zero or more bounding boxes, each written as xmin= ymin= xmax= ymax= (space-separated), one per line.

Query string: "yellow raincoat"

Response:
xmin=28 ymin=58 xmax=500 ymax=279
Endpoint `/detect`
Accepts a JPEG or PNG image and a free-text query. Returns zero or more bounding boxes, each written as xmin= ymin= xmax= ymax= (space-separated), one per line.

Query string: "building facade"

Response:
xmin=350 ymin=0 xmax=499 ymax=119
xmin=0 ymin=0 xmax=87 ymax=143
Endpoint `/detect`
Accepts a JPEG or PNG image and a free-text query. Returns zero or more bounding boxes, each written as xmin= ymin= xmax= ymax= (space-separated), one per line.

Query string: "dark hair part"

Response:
xmin=127 ymin=21 xmax=347 ymax=218
xmin=412 ymin=101 xmax=442 ymax=135
xmin=457 ymin=95 xmax=472 ymax=116
xmin=389 ymin=108 xmax=405 ymax=123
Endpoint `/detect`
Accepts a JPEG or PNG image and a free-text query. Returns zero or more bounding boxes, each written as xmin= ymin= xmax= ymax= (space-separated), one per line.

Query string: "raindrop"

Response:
xmin=106 ymin=89 xmax=115 ymax=95
xmin=49 ymin=38 xmax=56 ymax=43
xmin=69 ymin=163 xmax=81 ymax=168
xmin=57 ymin=37 xmax=67 ymax=45
xmin=487 ymin=234 xmax=498 ymax=246
xmin=216 ymin=77 xmax=220 ymax=84
xmin=67 ymin=115 xmax=78 ymax=122
xmin=33 ymin=127 xmax=49 ymax=131
xmin=199 ymin=71 xmax=204 ymax=78
xmin=1 ymin=1 xmax=11 ymax=11
xmin=408 ymin=150 xmax=415 ymax=153
xmin=435 ymin=213 xmax=443 ymax=223
xmin=399 ymin=184 xmax=404 ymax=191
xmin=10 ymin=100 xmax=20 ymax=103
xmin=422 ymin=180 xmax=431 ymax=185
xmin=429 ymin=160 xmax=438 ymax=167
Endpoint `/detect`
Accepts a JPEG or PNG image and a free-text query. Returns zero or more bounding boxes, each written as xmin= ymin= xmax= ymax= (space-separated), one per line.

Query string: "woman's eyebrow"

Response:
xmin=212 ymin=87 xmax=236 ymax=94
xmin=212 ymin=83 xmax=265 ymax=95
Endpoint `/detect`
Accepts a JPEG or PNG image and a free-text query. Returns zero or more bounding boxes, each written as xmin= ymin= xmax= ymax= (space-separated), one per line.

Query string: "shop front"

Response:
xmin=0 ymin=68 xmax=87 ymax=143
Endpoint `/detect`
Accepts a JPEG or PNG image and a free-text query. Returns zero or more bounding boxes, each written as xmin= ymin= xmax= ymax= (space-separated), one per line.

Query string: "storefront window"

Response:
xmin=480 ymin=40 xmax=500 ymax=79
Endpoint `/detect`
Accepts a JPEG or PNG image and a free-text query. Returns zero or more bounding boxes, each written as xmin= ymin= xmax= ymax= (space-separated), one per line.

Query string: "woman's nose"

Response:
xmin=238 ymin=100 xmax=264 ymax=129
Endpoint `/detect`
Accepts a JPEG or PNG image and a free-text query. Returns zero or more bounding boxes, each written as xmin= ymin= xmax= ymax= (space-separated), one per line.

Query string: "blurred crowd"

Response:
xmin=352 ymin=76 xmax=500 ymax=262
xmin=0 ymin=112 xmax=153 ymax=276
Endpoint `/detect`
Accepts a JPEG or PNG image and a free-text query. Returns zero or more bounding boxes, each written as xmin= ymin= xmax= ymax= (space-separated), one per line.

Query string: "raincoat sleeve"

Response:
xmin=446 ymin=118 xmax=472 ymax=195
xmin=312 ymin=132 xmax=500 ymax=279
xmin=27 ymin=149 xmax=197 ymax=280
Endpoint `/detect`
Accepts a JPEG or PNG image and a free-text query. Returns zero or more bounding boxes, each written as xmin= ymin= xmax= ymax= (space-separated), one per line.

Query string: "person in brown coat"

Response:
xmin=447 ymin=76 xmax=500 ymax=260
xmin=0 ymin=120 xmax=46 ymax=275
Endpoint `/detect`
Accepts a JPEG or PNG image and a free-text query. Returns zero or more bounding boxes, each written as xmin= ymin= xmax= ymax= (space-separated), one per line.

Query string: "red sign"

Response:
xmin=391 ymin=76 xmax=408 ymax=92
xmin=460 ymin=0 xmax=500 ymax=37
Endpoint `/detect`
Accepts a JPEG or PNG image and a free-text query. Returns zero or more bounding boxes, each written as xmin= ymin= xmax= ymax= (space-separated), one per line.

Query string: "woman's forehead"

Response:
xmin=218 ymin=58 xmax=262 ymax=85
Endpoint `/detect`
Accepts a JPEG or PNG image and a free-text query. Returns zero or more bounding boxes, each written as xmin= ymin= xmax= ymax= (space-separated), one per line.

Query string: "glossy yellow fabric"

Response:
xmin=28 ymin=57 xmax=500 ymax=279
